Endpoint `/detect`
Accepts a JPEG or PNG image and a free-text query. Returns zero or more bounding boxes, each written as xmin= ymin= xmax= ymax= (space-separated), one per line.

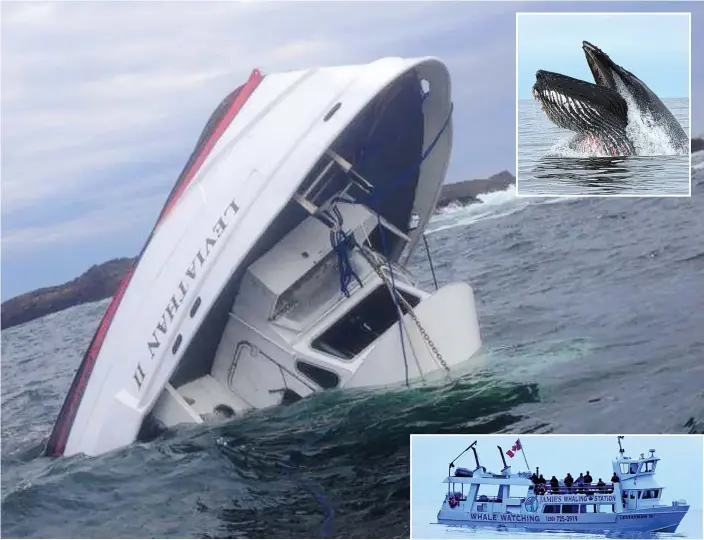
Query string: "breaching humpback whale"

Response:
xmin=532 ymin=41 xmax=689 ymax=156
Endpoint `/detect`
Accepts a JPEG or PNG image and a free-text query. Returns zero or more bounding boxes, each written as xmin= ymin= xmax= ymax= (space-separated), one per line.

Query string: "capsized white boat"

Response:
xmin=46 ymin=57 xmax=483 ymax=458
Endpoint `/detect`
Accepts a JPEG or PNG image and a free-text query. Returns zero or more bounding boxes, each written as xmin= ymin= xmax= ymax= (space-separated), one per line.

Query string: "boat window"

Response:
xmin=598 ymin=504 xmax=615 ymax=514
xmin=581 ymin=505 xmax=597 ymax=514
xmin=620 ymin=463 xmax=631 ymax=474
xmin=562 ymin=505 xmax=580 ymax=514
xmin=273 ymin=250 xmax=362 ymax=325
xmin=295 ymin=360 xmax=340 ymax=389
xmin=311 ymin=285 xmax=421 ymax=360
xmin=641 ymin=489 xmax=658 ymax=499
xmin=542 ymin=505 xmax=560 ymax=514
xmin=641 ymin=460 xmax=655 ymax=472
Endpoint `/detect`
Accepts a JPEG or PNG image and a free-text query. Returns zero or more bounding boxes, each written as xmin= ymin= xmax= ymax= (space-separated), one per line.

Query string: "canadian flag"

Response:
xmin=506 ymin=439 xmax=522 ymax=458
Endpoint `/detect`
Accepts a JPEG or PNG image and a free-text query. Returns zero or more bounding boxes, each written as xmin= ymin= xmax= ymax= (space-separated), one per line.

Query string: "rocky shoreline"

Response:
xmin=1 ymin=172 xmax=515 ymax=330
xmin=692 ymin=137 xmax=704 ymax=153
xmin=1 ymin=258 xmax=135 ymax=331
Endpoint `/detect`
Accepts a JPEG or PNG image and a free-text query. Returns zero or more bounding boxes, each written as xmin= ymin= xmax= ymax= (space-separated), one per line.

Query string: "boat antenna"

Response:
xmin=449 ymin=440 xmax=477 ymax=478
xmin=421 ymin=234 xmax=439 ymax=291
xmin=617 ymin=436 xmax=625 ymax=456
xmin=497 ymin=446 xmax=508 ymax=469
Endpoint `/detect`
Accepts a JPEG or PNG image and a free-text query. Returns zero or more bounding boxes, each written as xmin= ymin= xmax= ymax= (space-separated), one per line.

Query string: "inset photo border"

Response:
xmin=410 ymin=434 xmax=703 ymax=539
xmin=515 ymin=12 xmax=692 ymax=198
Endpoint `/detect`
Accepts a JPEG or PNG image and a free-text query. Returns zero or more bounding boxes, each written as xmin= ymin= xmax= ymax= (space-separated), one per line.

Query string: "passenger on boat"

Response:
xmin=530 ymin=472 xmax=540 ymax=484
xmin=564 ymin=473 xmax=574 ymax=491
xmin=611 ymin=472 xmax=620 ymax=483
xmin=584 ymin=471 xmax=593 ymax=484
xmin=538 ymin=474 xmax=546 ymax=485
xmin=596 ymin=478 xmax=606 ymax=489
xmin=550 ymin=476 xmax=559 ymax=492
xmin=575 ymin=473 xmax=585 ymax=493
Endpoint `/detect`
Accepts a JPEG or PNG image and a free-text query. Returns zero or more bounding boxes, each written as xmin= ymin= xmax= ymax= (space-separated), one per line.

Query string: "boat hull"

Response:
xmin=437 ymin=505 xmax=689 ymax=533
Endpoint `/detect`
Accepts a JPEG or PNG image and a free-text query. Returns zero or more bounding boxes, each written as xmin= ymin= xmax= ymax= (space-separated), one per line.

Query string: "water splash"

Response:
xmin=614 ymin=77 xmax=686 ymax=157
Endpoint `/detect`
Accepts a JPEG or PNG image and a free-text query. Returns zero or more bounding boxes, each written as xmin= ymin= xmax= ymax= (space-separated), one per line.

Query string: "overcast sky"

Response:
xmin=517 ymin=12 xmax=690 ymax=99
xmin=1 ymin=1 xmax=702 ymax=300
xmin=411 ymin=434 xmax=703 ymax=539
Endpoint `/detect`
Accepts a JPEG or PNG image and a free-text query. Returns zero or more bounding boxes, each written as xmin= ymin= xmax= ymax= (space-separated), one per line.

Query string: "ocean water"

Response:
xmin=517 ymin=98 xmax=691 ymax=196
xmin=2 ymin=156 xmax=704 ymax=538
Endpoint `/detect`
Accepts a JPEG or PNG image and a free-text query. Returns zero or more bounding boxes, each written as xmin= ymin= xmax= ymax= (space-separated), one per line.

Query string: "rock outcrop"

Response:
xmin=436 ymin=170 xmax=515 ymax=209
xmin=692 ymin=137 xmax=704 ymax=153
xmin=1 ymin=171 xmax=516 ymax=330
xmin=1 ymin=258 xmax=135 ymax=330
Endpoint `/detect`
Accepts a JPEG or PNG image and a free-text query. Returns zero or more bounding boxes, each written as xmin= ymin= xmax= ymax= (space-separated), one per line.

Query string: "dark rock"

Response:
xmin=436 ymin=170 xmax=515 ymax=209
xmin=1 ymin=258 xmax=135 ymax=330
xmin=692 ymin=137 xmax=704 ymax=153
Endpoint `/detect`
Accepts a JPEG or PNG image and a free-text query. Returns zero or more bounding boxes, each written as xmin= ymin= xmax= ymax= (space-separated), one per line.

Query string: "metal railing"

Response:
xmin=530 ymin=483 xmax=616 ymax=495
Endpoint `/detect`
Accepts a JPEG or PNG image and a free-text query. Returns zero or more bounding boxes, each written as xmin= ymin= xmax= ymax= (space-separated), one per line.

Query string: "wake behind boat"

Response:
xmin=46 ymin=57 xmax=484 ymax=458
xmin=437 ymin=436 xmax=689 ymax=534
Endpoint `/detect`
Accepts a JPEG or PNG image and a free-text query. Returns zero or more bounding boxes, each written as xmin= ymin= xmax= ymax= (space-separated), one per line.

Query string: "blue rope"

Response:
xmin=328 ymin=206 xmax=362 ymax=298
xmin=328 ymin=98 xmax=453 ymax=386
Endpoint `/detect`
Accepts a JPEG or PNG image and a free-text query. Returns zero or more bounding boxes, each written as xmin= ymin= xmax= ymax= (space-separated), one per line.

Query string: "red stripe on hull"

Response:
xmin=45 ymin=69 xmax=264 ymax=456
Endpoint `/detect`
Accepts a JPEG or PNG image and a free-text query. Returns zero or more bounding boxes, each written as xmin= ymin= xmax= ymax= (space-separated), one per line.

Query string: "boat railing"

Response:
xmin=476 ymin=495 xmax=503 ymax=503
xmin=530 ymin=483 xmax=617 ymax=495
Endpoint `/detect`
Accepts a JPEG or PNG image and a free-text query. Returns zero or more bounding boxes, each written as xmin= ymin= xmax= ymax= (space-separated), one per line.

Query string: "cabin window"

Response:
xmin=543 ymin=505 xmax=560 ymax=514
xmin=311 ymin=285 xmax=420 ymax=360
xmin=599 ymin=504 xmax=615 ymax=514
xmin=620 ymin=463 xmax=631 ymax=474
xmin=581 ymin=505 xmax=597 ymax=513
xmin=641 ymin=489 xmax=659 ymax=499
xmin=641 ymin=460 xmax=655 ymax=472
xmin=562 ymin=505 xmax=579 ymax=514
xmin=295 ymin=360 xmax=340 ymax=389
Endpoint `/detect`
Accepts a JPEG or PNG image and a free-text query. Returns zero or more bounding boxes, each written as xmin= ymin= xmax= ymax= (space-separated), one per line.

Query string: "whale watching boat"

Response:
xmin=45 ymin=57 xmax=483 ymax=458
xmin=437 ymin=437 xmax=689 ymax=534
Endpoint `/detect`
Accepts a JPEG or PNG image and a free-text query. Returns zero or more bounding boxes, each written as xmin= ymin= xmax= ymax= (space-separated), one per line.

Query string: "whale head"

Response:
xmin=582 ymin=41 xmax=651 ymax=99
xmin=582 ymin=40 xmax=689 ymax=152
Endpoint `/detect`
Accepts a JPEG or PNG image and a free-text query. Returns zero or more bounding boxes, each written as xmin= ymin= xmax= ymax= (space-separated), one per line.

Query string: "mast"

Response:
xmin=497 ymin=446 xmax=508 ymax=469
xmin=448 ymin=440 xmax=477 ymax=478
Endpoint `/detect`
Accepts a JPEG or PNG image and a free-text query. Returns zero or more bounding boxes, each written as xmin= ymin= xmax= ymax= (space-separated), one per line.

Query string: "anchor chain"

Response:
xmin=357 ymin=245 xmax=451 ymax=376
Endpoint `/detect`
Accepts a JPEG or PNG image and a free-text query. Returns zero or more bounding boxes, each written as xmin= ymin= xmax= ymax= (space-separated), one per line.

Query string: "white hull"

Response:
xmin=47 ymin=57 xmax=483 ymax=458
xmin=438 ymin=506 xmax=689 ymax=533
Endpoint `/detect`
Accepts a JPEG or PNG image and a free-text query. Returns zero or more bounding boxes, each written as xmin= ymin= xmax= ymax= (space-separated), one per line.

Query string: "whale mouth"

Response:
xmin=532 ymin=69 xmax=629 ymax=135
xmin=532 ymin=69 xmax=635 ymax=155
xmin=582 ymin=40 xmax=616 ymax=89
